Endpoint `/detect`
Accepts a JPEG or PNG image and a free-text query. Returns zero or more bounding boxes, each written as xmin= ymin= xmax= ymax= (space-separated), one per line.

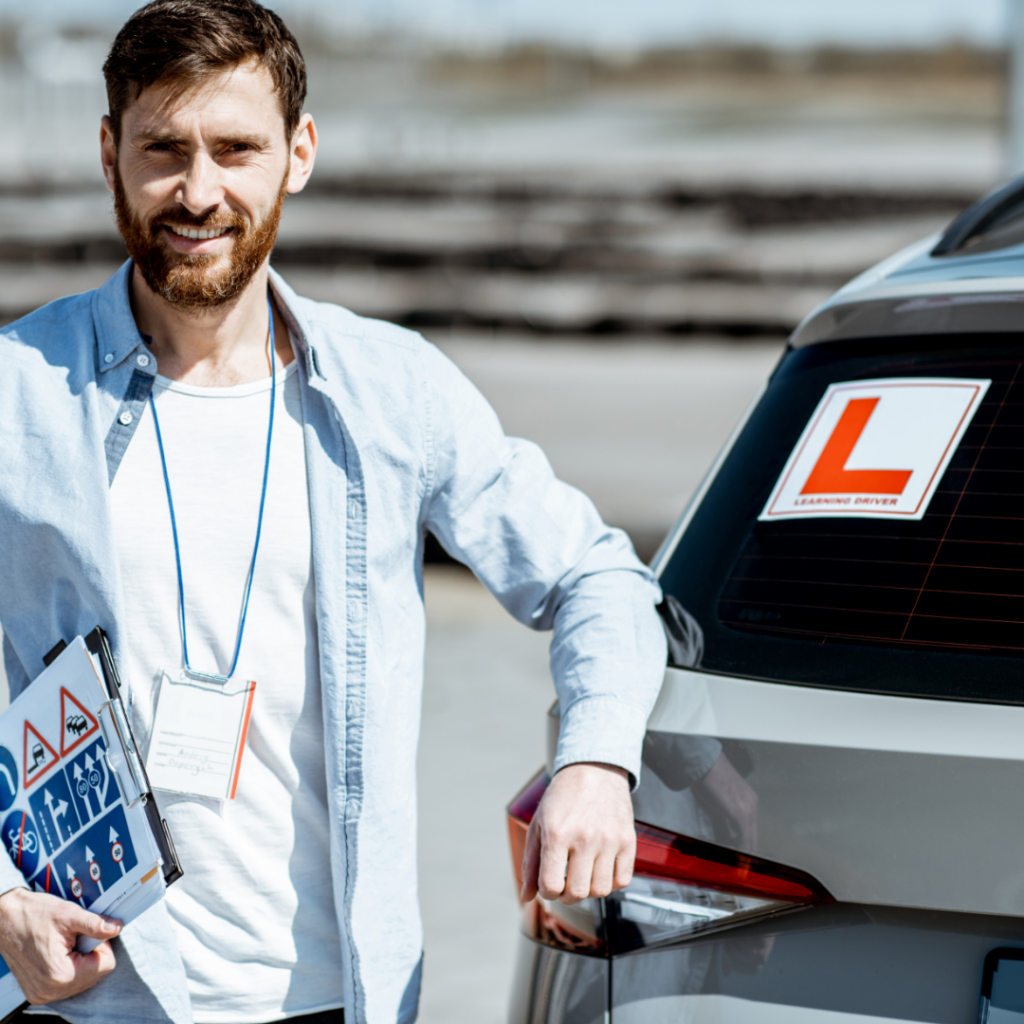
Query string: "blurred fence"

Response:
xmin=0 ymin=28 xmax=1005 ymax=335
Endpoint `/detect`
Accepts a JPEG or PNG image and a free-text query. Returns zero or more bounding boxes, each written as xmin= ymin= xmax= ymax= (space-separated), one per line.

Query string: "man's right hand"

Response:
xmin=0 ymin=888 xmax=120 ymax=1004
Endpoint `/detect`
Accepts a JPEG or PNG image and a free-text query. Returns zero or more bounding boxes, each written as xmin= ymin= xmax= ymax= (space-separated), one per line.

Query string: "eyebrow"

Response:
xmin=133 ymin=129 xmax=272 ymax=148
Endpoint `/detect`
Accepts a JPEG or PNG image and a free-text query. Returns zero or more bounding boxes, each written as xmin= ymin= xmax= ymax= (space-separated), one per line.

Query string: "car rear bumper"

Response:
xmin=509 ymin=900 xmax=1024 ymax=1024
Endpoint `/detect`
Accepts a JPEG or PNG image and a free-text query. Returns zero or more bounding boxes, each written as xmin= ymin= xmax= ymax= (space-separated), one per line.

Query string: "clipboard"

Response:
xmin=0 ymin=627 xmax=183 ymax=1022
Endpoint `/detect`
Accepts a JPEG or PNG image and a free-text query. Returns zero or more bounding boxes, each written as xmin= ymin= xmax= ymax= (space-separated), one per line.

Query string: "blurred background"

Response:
xmin=0 ymin=1 xmax=1015 ymax=1021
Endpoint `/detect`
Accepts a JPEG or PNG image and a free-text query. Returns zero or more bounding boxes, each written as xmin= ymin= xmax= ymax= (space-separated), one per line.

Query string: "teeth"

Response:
xmin=168 ymin=226 xmax=230 ymax=241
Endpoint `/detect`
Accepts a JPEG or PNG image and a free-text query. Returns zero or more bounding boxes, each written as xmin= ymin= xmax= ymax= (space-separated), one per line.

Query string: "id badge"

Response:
xmin=147 ymin=669 xmax=256 ymax=801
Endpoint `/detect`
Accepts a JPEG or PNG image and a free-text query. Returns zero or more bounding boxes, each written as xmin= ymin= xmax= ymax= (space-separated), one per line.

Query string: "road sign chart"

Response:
xmin=59 ymin=688 xmax=98 ymax=758
xmin=60 ymin=806 xmax=137 ymax=909
xmin=29 ymin=769 xmax=82 ymax=855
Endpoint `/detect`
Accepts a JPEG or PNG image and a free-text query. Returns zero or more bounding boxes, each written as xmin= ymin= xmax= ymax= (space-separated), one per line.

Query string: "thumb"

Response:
xmin=520 ymin=818 xmax=542 ymax=903
xmin=61 ymin=906 xmax=122 ymax=942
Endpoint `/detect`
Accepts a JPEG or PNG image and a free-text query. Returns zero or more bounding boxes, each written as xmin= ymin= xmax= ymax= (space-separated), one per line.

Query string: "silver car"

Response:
xmin=506 ymin=176 xmax=1024 ymax=1024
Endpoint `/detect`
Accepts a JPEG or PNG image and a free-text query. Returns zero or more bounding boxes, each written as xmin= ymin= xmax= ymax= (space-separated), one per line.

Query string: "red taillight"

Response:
xmin=506 ymin=768 xmax=832 ymax=956
xmin=633 ymin=821 xmax=825 ymax=904
xmin=506 ymin=769 xmax=548 ymax=893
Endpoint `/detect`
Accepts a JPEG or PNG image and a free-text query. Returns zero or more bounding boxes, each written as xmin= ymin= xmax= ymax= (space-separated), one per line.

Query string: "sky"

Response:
xmin=1 ymin=0 xmax=1009 ymax=50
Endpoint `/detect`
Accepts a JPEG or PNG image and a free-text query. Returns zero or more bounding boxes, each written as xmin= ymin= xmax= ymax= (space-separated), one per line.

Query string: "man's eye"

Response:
xmin=228 ymin=143 xmax=253 ymax=153
xmin=146 ymin=143 xmax=173 ymax=152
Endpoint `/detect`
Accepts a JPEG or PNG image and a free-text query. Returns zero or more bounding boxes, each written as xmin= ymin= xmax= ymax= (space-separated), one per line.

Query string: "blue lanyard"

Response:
xmin=148 ymin=294 xmax=277 ymax=683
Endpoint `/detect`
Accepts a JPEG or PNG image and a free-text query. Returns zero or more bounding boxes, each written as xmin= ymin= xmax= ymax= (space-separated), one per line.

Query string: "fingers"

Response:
xmin=529 ymin=763 xmax=638 ymax=905
xmin=562 ymin=841 xmax=600 ymax=904
xmin=0 ymin=889 xmax=119 ymax=1005
xmin=589 ymin=850 xmax=617 ymax=899
xmin=553 ymin=841 xmax=634 ymax=904
xmin=67 ymin=942 xmax=118 ymax=993
xmin=32 ymin=944 xmax=118 ymax=1004
xmin=64 ymin=908 xmax=121 ymax=943
xmin=612 ymin=844 xmax=635 ymax=892
xmin=520 ymin=818 xmax=542 ymax=903
xmin=537 ymin=828 xmax=569 ymax=902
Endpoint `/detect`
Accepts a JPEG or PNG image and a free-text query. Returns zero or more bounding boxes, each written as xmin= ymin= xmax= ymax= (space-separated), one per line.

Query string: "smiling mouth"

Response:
xmin=163 ymin=225 xmax=234 ymax=241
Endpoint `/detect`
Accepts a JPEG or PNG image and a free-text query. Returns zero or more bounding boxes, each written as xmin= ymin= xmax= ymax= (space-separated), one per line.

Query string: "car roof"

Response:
xmin=791 ymin=174 xmax=1024 ymax=349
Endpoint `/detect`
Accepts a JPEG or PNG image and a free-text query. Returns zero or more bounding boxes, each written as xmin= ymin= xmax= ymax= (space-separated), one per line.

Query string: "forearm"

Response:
xmin=550 ymin=565 xmax=667 ymax=785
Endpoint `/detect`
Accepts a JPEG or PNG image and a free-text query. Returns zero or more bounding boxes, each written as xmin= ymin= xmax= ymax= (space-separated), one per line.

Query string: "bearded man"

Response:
xmin=0 ymin=2 xmax=666 ymax=1022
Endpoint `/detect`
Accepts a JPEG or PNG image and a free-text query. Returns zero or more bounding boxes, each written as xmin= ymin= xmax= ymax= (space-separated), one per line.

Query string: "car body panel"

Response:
xmin=788 ymin=229 xmax=1024 ymax=350
xmin=509 ymin=903 xmax=1024 ymax=1024
xmin=507 ymin=934 xmax=607 ymax=1024
xmin=612 ymin=903 xmax=1024 ymax=1023
xmin=633 ymin=669 xmax=1024 ymax=916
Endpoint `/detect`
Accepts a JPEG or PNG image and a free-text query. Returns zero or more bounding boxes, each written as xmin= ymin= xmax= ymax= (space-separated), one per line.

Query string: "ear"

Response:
xmin=100 ymin=115 xmax=118 ymax=194
xmin=286 ymin=113 xmax=317 ymax=195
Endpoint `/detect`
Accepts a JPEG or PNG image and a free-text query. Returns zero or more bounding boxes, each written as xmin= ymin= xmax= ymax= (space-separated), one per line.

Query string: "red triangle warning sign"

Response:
xmin=23 ymin=720 xmax=58 ymax=788
xmin=59 ymin=688 xmax=98 ymax=757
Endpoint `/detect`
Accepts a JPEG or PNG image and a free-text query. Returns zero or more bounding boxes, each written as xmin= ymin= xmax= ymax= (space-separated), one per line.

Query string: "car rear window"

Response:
xmin=658 ymin=333 xmax=1024 ymax=703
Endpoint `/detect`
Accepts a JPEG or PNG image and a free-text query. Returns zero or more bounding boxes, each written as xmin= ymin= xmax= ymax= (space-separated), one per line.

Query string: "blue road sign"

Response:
xmin=0 ymin=748 xmax=17 ymax=813
xmin=66 ymin=739 xmax=119 ymax=825
xmin=30 ymin=861 xmax=65 ymax=899
xmin=29 ymin=768 xmax=81 ymax=855
xmin=60 ymin=805 xmax=136 ymax=908
xmin=2 ymin=809 xmax=40 ymax=879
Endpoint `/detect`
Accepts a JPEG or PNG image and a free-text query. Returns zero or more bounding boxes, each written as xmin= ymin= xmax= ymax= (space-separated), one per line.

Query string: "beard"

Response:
xmin=113 ymin=168 xmax=286 ymax=311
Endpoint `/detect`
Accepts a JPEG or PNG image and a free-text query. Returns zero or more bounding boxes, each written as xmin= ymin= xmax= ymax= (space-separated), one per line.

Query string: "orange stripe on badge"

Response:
xmin=141 ymin=866 xmax=159 ymax=884
xmin=228 ymin=682 xmax=256 ymax=801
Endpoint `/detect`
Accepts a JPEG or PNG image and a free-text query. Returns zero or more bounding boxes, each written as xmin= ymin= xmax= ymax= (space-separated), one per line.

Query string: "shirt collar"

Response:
xmin=91 ymin=260 xmax=325 ymax=382
xmin=92 ymin=260 xmax=146 ymax=373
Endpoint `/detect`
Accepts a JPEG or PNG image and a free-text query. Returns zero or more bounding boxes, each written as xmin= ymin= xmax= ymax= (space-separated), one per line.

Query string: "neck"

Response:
xmin=129 ymin=262 xmax=293 ymax=386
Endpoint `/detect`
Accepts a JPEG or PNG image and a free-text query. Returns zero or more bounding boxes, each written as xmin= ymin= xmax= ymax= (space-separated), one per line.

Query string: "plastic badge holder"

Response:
xmin=0 ymin=628 xmax=182 ymax=1022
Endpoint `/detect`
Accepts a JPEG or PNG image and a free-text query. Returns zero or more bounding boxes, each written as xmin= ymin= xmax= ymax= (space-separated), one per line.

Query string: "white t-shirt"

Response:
xmin=110 ymin=359 xmax=345 ymax=1023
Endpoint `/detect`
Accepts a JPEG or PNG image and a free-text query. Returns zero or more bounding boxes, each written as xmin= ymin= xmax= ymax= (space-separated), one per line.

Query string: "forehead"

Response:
xmin=123 ymin=61 xmax=283 ymax=138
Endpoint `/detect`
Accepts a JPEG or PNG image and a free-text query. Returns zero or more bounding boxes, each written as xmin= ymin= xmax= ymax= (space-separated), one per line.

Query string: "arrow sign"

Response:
xmin=109 ymin=826 xmax=126 ymax=875
xmin=59 ymin=688 xmax=98 ymax=757
xmin=67 ymin=741 xmax=116 ymax=823
xmin=72 ymin=763 xmax=93 ymax=822
xmin=29 ymin=770 xmax=80 ymax=854
xmin=82 ymin=751 xmax=110 ymax=807
xmin=85 ymin=846 xmax=103 ymax=892
xmin=43 ymin=789 xmax=68 ymax=824
xmin=65 ymin=862 xmax=84 ymax=902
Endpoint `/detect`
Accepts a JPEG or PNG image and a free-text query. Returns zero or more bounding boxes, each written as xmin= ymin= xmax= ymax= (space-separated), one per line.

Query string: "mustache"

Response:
xmin=149 ymin=207 xmax=246 ymax=232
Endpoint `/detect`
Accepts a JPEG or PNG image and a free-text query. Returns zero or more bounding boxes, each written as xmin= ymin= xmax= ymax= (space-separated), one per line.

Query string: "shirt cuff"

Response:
xmin=553 ymin=695 xmax=651 ymax=790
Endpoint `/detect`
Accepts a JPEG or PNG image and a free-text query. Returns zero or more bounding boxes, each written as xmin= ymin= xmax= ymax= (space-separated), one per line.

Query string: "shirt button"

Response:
xmin=104 ymin=353 xmax=114 ymax=364
xmin=136 ymin=353 xmax=151 ymax=368
xmin=118 ymin=411 xmax=133 ymax=426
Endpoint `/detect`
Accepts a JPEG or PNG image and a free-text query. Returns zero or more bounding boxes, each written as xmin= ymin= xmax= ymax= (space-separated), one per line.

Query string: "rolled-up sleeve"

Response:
xmin=421 ymin=342 xmax=667 ymax=785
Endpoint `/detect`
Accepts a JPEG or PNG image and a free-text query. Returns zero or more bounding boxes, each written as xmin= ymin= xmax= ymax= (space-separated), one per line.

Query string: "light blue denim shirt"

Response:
xmin=0 ymin=261 xmax=667 ymax=1024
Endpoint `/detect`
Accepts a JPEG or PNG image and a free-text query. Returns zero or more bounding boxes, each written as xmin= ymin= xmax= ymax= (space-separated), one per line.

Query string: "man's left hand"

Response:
xmin=520 ymin=762 xmax=635 ymax=905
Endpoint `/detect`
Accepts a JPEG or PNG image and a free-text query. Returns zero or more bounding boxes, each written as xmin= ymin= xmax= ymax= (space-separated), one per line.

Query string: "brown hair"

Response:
xmin=103 ymin=0 xmax=307 ymax=144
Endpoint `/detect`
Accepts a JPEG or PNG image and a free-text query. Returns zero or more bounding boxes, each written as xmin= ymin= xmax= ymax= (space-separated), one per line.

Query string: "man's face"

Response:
xmin=103 ymin=61 xmax=304 ymax=310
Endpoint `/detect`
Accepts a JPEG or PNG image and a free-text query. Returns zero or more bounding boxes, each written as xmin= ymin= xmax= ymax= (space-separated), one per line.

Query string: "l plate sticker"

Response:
xmin=759 ymin=377 xmax=990 ymax=522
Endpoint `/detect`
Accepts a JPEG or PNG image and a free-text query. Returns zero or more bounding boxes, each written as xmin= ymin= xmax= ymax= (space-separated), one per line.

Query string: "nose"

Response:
xmin=174 ymin=150 xmax=225 ymax=217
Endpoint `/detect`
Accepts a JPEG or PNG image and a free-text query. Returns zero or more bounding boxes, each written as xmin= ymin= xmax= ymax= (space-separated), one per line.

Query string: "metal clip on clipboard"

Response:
xmin=83 ymin=627 xmax=184 ymax=886
xmin=99 ymin=697 xmax=147 ymax=807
